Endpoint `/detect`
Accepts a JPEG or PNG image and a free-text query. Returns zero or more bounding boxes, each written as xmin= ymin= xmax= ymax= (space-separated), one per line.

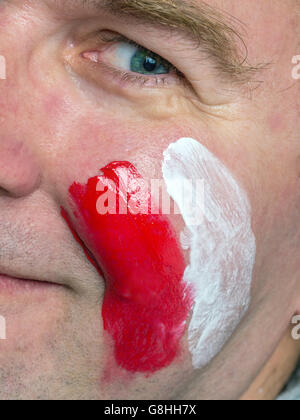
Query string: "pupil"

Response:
xmin=143 ymin=56 xmax=157 ymax=72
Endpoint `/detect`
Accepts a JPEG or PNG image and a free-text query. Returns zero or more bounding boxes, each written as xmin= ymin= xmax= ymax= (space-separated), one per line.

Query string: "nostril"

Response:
xmin=2 ymin=180 xmax=41 ymax=198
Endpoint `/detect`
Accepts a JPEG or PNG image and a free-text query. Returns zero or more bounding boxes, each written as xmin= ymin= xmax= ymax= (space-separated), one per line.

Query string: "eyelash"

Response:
xmin=83 ymin=33 xmax=185 ymax=89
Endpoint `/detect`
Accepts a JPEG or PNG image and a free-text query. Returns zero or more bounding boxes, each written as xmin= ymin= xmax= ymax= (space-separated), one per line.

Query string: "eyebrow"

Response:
xmin=81 ymin=0 xmax=260 ymax=82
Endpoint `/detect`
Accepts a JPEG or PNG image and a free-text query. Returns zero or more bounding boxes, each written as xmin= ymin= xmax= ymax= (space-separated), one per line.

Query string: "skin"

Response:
xmin=0 ymin=0 xmax=299 ymax=400
xmin=242 ymin=327 xmax=300 ymax=400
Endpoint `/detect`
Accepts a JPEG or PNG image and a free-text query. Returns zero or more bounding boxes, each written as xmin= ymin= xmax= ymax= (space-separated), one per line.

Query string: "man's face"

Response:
xmin=0 ymin=0 xmax=299 ymax=400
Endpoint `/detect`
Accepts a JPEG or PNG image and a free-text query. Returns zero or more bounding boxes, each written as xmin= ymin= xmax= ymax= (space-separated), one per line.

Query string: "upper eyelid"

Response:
xmin=96 ymin=31 xmax=176 ymax=70
xmin=77 ymin=30 xmax=189 ymax=91
xmin=97 ymin=31 xmax=142 ymax=51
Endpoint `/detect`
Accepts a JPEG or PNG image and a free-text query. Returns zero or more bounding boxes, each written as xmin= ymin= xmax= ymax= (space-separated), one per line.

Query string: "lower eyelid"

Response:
xmin=94 ymin=59 xmax=176 ymax=88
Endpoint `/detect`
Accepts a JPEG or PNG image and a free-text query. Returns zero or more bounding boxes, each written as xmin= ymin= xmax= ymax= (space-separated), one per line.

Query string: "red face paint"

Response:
xmin=63 ymin=162 xmax=192 ymax=373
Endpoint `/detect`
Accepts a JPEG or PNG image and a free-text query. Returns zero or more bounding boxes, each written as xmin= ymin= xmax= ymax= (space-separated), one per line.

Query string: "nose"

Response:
xmin=0 ymin=137 xmax=41 ymax=197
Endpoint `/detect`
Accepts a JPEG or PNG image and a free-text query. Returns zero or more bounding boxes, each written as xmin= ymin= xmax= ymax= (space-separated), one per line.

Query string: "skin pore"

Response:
xmin=0 ymin=0 xmax=299 ymax=400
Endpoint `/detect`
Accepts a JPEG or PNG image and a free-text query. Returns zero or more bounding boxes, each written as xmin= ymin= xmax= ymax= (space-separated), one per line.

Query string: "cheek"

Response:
xmin=62 ymin=161 xmax=193 ymax=374
xmin=61 ymin=135 xmax=256 ymax=377
xmin=163 ymin=138 xmax=256 ymax=369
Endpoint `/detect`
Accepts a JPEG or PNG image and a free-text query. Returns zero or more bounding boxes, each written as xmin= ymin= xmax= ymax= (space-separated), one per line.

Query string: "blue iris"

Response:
xmin=130 ymin=48 xmax=170 ymax=75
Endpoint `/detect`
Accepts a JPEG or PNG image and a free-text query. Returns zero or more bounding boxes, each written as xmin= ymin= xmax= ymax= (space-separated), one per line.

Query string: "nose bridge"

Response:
xmin=0 ymin=135 xmax=41 ymax=197
xmin=0 ymin=45 xmax=41 ymax=198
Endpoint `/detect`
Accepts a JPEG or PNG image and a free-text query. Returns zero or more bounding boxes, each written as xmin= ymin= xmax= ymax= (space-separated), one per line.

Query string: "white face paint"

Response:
xmin=162 ymin=138 xmax=256 ymax=369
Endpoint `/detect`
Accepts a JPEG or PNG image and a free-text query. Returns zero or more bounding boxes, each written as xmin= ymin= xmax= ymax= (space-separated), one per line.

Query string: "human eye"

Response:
xmin=81 ymin=31 xmax=184 ymax=89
